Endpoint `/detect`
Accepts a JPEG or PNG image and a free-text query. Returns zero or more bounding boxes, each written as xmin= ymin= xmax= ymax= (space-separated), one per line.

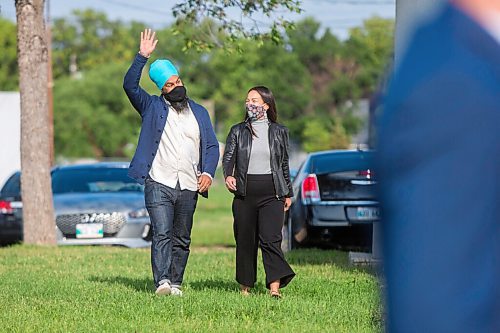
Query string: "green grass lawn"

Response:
xmin=191 ymin=173 xmax=236 ymax=247
xmin=0 ymin=179 xmax=383 ymax=333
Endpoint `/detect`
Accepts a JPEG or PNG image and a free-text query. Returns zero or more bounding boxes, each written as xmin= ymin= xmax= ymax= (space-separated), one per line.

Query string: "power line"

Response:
xmin=101 ymin=0 xmax=171 ymax=17
xmin=315 ymin=0 xmax=395 ymax=5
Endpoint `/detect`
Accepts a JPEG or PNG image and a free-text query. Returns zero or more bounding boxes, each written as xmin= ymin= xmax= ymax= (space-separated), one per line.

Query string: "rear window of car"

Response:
xmin=310 ymin=152 xmax=374 ymax=175
xmin=1 ymin=173 xmax=21 ymax=197
xmin=52 ymin=168 xmax=143 ymax=194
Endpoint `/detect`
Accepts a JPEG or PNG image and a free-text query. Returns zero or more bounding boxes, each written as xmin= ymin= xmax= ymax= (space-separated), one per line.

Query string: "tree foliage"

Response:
xmin=171 ymin=0 xmax=302 ymax=51
xmin=51 ymin=9 xmax=142 ymax=79
xmin=344 ymin=17 xmax=394 ymax=95
xmin=54 ymin=62 xmax=140 ymax=158
xmin=302 ymin=117 xmax=350 ymax=152
xmin=2 ymin=8 xmax=394 ymax=157
xmin=0 ymin=17 xmax=18 ymax=90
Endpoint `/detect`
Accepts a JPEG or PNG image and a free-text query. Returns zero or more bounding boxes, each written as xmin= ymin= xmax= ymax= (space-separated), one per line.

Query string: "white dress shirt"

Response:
xmin=149 ymin=101 xmax=202 ymax=191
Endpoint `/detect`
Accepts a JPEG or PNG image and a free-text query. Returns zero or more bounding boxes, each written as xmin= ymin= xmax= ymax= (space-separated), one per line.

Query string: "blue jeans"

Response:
xmin=144 ymin=177 xmax=198 ymax=288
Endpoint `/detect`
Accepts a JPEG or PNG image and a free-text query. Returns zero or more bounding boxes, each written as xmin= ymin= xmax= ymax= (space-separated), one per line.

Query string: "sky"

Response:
xmin=0 ymin=0 xmax=395 ymax=40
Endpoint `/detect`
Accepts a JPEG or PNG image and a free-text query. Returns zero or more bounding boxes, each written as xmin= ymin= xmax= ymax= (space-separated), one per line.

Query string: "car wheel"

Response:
xmin=282 ymin=213 xmax=298 ymax=252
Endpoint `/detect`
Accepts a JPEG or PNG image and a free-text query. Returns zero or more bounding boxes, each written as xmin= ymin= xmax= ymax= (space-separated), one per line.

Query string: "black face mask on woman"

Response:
xmin=164 ymin=85 xmax=187 ymax=103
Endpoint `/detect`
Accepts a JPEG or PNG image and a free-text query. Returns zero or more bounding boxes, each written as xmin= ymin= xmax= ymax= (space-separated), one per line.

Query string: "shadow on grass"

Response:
xmin=285 ymin=248 xmax=348 ymax=265
xmin=89 ymin=276 xmax=154 ymax=293
xmin=89 ymin=276 xmax=271 ymax=295
xmin=188 ymin=279 xmax=239 ymax=292
xmin=188 ymin=279 xmax=269 ymax=294
xmin=285 ymin=248 xmax=380 ymax=276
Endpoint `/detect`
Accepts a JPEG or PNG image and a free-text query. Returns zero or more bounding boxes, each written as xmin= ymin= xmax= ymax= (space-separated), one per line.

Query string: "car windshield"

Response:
xmin=52 ymin=168 xmax=143 ymax=194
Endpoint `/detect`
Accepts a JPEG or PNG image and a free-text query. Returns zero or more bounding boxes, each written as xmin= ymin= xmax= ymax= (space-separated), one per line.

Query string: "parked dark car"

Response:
xmin=0 ymin=162 xmax=152 ymax=247
xmin=0 ymin=172 xmax=22 ymax=245
xmin=283 ymin=150 xmax=379 ymax=251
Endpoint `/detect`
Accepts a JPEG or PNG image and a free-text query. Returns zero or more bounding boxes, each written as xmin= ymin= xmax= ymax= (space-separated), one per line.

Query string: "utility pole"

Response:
xmin=394 ymin=0 xmax=444 ymax=65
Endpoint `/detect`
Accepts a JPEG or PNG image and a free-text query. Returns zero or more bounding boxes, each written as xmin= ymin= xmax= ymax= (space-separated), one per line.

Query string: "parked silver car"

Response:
xmin=0 ymin=162 xmax=151 ymax=248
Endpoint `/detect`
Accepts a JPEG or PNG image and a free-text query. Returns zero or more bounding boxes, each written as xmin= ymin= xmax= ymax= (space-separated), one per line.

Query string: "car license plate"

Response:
xmin=11 ymin=201 xmax=23 ymax=208
xmin=356 ymin=207 xmax=380 ymax=220
xmin=76 ymin=223 xmax=103 ymax=239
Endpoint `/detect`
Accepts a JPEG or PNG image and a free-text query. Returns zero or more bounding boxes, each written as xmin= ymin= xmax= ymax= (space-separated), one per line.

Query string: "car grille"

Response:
xmin=56 ymin=212 xmax=126 ymax=237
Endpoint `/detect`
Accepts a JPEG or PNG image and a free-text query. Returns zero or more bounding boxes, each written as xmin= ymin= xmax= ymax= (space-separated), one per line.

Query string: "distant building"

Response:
xmin=0 ymin=92 xmax=20 ymax=187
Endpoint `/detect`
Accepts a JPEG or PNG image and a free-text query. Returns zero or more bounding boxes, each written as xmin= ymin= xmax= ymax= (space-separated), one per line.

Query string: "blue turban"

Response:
xmin=149 ymin=59 xmax=179 ymax=90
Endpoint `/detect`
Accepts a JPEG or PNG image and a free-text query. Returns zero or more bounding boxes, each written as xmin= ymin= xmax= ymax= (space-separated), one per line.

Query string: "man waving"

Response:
xmin=123 ymin=29 xmax=219 ymax=296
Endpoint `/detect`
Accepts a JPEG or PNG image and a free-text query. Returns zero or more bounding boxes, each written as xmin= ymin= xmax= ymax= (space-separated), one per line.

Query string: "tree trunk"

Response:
xmin=16 ymin=0 xmax=56 ymax=245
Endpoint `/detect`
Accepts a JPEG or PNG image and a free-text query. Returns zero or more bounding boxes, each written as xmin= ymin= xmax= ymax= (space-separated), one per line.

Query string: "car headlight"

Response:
xmin=128 ymin=208 xmax=149 ymax=218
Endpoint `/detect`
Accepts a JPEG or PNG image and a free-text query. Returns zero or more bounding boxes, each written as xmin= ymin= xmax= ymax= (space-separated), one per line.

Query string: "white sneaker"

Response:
xmin=155 ymin=282 xmax=171 ymax=296
xmin=170 ymin=286 xmax=183 ymax=296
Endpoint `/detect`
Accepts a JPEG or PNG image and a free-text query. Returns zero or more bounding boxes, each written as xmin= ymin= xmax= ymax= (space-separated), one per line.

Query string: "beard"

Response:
xmin=170 ymin=98 xmax=189 ymax=113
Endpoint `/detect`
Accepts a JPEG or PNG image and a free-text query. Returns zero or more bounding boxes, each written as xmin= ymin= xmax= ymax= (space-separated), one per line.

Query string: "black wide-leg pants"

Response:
xmin=232 ymin=174 xmax=295 ymax=289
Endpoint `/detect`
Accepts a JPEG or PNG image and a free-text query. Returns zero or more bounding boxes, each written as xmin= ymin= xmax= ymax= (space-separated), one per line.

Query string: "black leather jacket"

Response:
xmin=222 ymin=120 xmax=294 ymax=198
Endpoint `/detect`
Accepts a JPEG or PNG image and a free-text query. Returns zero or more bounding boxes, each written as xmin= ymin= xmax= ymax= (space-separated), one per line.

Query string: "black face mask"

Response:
xmin=164 ymin=85 xmax=187 ymax=103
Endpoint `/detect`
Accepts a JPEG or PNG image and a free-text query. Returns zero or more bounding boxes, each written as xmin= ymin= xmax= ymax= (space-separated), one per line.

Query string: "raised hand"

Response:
xmin=139 ymin=28 xmax=158 ymax=58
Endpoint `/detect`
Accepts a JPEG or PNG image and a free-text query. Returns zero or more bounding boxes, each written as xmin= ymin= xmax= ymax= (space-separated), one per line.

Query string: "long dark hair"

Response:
xmin=244 ymin=86 xmax=278 ymax=123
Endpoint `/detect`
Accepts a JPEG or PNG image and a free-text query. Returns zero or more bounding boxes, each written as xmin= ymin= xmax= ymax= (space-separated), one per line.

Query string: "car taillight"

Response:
xmin=302 ymin=174 xmax=320 ymax=203
xmin=358 ymin=169 xmax=374 ymax=179
xmin=0 ymin=200 xmax=13 ymax=214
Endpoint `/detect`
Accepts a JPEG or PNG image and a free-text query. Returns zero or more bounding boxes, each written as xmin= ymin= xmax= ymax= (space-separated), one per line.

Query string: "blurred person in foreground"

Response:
xmin=123 ymin=29 xmax=219 ymax=296
xmin=222 ymin=86 xmax=295 ymax=298
xmin=377 ymin=0 xmax=499 ymax=332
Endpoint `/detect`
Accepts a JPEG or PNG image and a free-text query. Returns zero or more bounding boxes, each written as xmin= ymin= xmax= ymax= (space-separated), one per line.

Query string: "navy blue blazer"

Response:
xmin=123 ymin=53 xmax=220 ymax=198
xmin=377 ymin=4 xmax=500 ymax=332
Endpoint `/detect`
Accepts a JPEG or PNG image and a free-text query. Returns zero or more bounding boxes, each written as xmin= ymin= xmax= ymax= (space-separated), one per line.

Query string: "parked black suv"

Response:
xmin=284 ymin=150 xmax=379 ymax=251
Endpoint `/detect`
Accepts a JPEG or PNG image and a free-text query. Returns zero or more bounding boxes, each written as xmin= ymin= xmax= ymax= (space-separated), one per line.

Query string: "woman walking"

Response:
xmin=222 ymin=86 xmax=295 ymax=298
